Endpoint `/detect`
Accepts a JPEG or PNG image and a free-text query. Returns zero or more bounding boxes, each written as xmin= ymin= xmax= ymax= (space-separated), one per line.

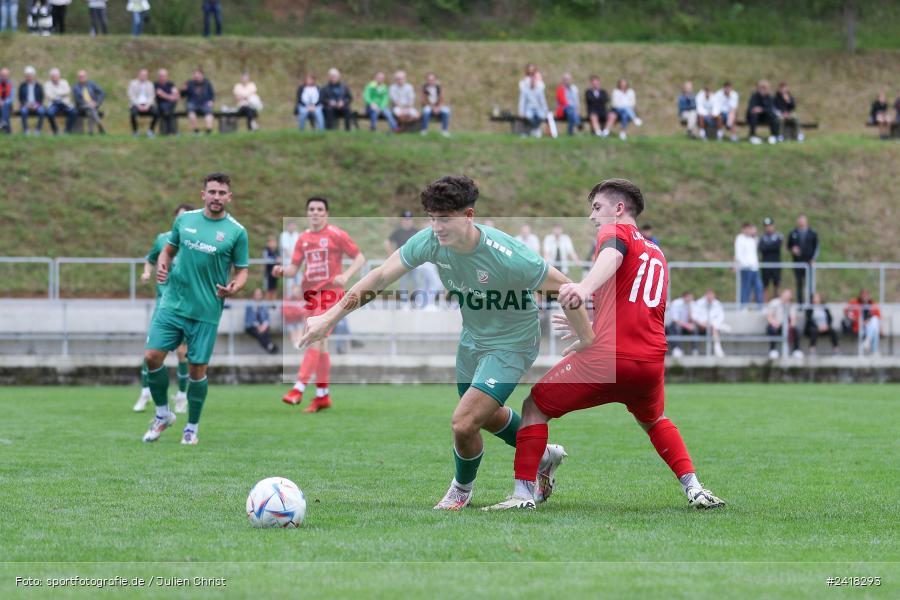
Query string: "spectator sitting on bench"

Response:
xmin=766 ymin=288 xmax=801 ymax=359
xmin=421 ymin=72 xmax=450 ymax=136
xmin=389 ymin=70 xmax=418 ymax=124
xmin=695 ymin=84 xmax=716 ymax=140
xmin=72 ymin=69 xmax=105 ymax=135
xmin=712 ymin=80 xmax=739 ymax=142
xmin=518 ymin=62 xmax=544 ymax=93
xmin=244 ymin=288 xmax=278 ymax=355
xmin=606 ymin=78 xmax=642 ymax=141
xmin=747 ymin=79 xmax=778 ymax=145
xmin=584 ymin=75 xmax=609 ymax=137
xmin=322 ymin=68 xmax=352 ymax=131
xmin=363 ymin=71 xmax=398 ymax=132
xmin=44 ymin=67 xmax=75 ymax=135
xmin=296 ymin=73 xmax=324 ymax=131
xmin=181 ymin=68 xmax=215 ymax=135
xmin=805 ymin=292 xmax=839 ymax=356
xmin=0 ymin=67 xmax=13 ymax=133
xmin=518 ymin=69 xmax=548 ymax=137
xmin=18 ymin=66 xmax=45 ymax=135
xmin=842 ymin=289 xmax=882 ymax=356
xmin=554 ymin=72 xmax=580 ymax=136
xmin=667 ymin=291 xmax=697 ymax=357
xmin=869 ymin=90 xmax=890 ymax=139
xmin=233 ymin=72 xmax=261 ymax=131
xmin=677 ymin=81 xmax=698 ymax=138
xmin=691 ymin=288 xmax=727 ymax=357
xmin=774 ymin=81 xmax=803 ymax=142
xmin=128 ymin=68 xmax=157 ymax=137
xmin=154 ymin=69 xmax=179 ymax=136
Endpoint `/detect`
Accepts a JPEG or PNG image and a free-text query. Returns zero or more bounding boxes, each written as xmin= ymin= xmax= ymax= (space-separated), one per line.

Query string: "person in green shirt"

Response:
xmin=142 ymin=173 xmax=250 ymax=446
xmin=362 ymin=71 xmax=398 ymax=132
xmin=134 ymin=202 xmax=194 ymax=414
xmin=298 ymin=175 xmax=594 ymax=510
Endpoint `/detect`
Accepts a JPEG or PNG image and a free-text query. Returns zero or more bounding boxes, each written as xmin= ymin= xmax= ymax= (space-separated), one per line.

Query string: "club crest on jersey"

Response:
xmin=216 ymin=231 xmax=225 ymax=242
xmin=319 ymin=238 xmax=329 ymax=247
xmin=476 ymin=269 xmax=489 ymax=284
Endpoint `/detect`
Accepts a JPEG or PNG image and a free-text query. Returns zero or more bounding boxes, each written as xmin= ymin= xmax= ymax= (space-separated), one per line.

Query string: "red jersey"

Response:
xmin=592 ymin=223 xmax=668 ymax=362
xmin=291 ymin=224 xmax=360 ymax=293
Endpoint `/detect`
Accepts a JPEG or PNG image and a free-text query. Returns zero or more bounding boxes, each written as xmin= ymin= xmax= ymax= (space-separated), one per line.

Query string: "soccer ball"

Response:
xmin=246 ymin=477 xmax=307 ymax=528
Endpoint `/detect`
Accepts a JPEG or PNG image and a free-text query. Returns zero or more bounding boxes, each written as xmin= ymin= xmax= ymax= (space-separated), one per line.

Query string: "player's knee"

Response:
xmin=451 ymin=414 xmax=479 ymax=439
xmin=188 ymin=364 xmax=208 ymax=380
xmin=144 ymin=350 xmax=164 ymax=369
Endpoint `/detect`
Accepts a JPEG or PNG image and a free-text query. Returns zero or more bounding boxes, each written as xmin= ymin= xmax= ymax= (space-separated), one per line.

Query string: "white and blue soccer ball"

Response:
xmin=246 ymin=477 xmax=307 ymax=528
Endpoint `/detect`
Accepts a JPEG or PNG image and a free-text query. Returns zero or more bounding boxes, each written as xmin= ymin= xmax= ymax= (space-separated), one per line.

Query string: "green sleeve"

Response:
xmin=168 ymin=215 xmax=181 ymax=248
xmin=362 ymin=82 xmax=374 ymax=105
xmin=398 ymin=228 xmax=435 ymax=270
xmin=145 ymin=233 xmax=165 ymax=265
xmin=232 ymin=228 xmax=250 ymax=268
xmin=515 ymin=244 xmax=550 ymax=291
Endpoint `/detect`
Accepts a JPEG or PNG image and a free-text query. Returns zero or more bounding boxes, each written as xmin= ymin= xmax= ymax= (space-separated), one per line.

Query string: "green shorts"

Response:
xmin=455 ymin=337 xmax=540 ymax=406
xmin=146 ymin=308 xmax=218 ymax=365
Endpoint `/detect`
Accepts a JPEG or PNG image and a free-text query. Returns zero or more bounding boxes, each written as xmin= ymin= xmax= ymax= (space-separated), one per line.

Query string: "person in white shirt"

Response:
xmin=542 ymin=224 xmax=578 ymax=275
xmin=296 ymin=74 xmax=324 ymax=131
xmin=695 ymin=85 xmax=716 ymax=140
xmin=691 ymin=288 xmax=729 ymax=357
xmin=233 ymin=72 xmax=261 ymax=131
xmin=666 ymin=291 xmax=698 ymax=356
xmin=44 ymin=67 xmax=74 ymax=135
xmin=766 ymin=289 xmax=802 ymax=359
xmin=605 ymin=78 xmax=642 ymax=140
xmin=128 ymin=68 xmax=157 ymax=137
xmin=389 ymin=70 xmax=419 ymax=122
xmin=515 ymin=224 xmax=541 ymax=255
xmin=279 ymin=220 xmax=301 ymax=287
xmin=712 ymin=81 xmax=739 ymax=141
xmin=734 ymin=222 xmax=763 ymax=308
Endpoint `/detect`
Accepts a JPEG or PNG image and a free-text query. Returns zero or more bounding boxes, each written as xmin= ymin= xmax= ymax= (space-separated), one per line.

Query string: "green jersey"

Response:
xmin=400 ymin=224 xmax=549 ymax=351
xmin=145 ymin=231 xmax=179 ymax=301
xmin=159 ymin=209 xmax=249 ymax=324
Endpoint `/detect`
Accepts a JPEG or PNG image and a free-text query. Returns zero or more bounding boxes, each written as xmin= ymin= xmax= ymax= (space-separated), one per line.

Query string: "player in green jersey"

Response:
xmin=297 ymin=176 xmax=594 ymax=509
xmin=142 ymin=173 xmax=250 ymax=446
xmin=134 ymin=203 xmax=194 ymax=414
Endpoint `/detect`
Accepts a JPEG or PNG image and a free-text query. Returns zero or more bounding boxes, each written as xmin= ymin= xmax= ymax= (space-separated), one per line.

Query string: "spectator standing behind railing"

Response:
xmin=244 ymin=288 xmax=278 ymax=354
xmin=869 ymin=91 xmax=890 ymax=139
xmin=542 ymin=224 xmax=578 ymax=275
xmin=758 ymin=216 xmax=783 ymax=300
xmin=27 ymin=1 xmax=52 ymax=36
xmin=786 ymin=214 xmax=818 ymax=304
xmin=677 ymin=81 xmax=698 ymax=138
xmin=766 ymin=289 xmax=802 ymax=359
xmin=384 ymin=210 xmax=421 ymax=303
xmin=518 ymin=70 xmax=548 ymax=137
xmin=695 ymin=85 xmax=715 ymax=140
xmin=182 ymin=68 xmax=215 ymax=135
xmin=514 ymin=224 xmax=541 ymax=255
xmin=805 ymin=292 xmax=839 ymax=355
xmin=0 ymin=67 xmax=13 ymax=133
xmin=389 ymin=70 xmax=418 ymax=124
xmin=296 ymin=74 xmax=324 ymax=131
xmin=584 ymin=75 xmax=609 ymax=137
xmin=666 ymin=291 xmax=697 ymax=357
xmin=263 ymin=236 xmax=279 ymax=301
xmin=128 ymin=68 xmax=157 ymax=137
xmin=842 ymin=289 xmax=882 ymax=356
xmin=554 ymin=72 xmax=580 ymax=136
xmin=691 ymin=288 xmax=728 ymax=357
xmin=421 ymin=72 xmax=450 ymax=136
xmin=734 ymin=222 xmax=763 ymax=309
xmin=18 ymin=66 xmax=45 ymax=135
xmin=202 ymin=0 xmax=222 ymax=37
xmin=87 ymin=0 xmax=107 ymax=35
xmin=44 ymin=67 xmax=74 ymax=135
xmin=747 ymin=79 xmax=779 ymax=145
xmin=712 ymin=81 xmax=739 ymax=142
xmin=72 ymin=69 xmax=105 ymax=135
xmin=233 ymin=72 xmax=260 ymax=131
xmin=0 ymin=0 xmax=18 ymax=33
xmin=48 ymin=0 xmax=68 ymax=34
xmin=774 ymin=82 xmax=803 ymax=142
xmin=321 ymin=68 xmax=352 ymax=131
xmin=607 ymin=78 xmax=642 ymax=141
xmin=126 ymin=0 xmax=149 ymax=37
xmin=363 ymin=71 xmax=398 ymax=132
xmin=154 ymin=68 xmax=178 ymax=135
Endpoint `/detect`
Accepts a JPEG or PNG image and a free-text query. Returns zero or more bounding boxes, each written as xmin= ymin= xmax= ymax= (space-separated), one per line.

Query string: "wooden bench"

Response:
xmin=864 ymin=121 xmax=900 ymax=139
xmin=736 ymin=117 xmax=818 ymax=140
xmin=11 ymin=108 xmax=106 ymax=134
xmin=135 ymin=110 xmax=243 ymax=135
xmin=489 ymin=111 xmax=589 ymax=135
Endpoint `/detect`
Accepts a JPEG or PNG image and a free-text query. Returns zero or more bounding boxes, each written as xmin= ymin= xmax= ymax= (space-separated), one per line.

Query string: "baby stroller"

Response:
xmin=27 ymin=1 xmax=53 ymax=36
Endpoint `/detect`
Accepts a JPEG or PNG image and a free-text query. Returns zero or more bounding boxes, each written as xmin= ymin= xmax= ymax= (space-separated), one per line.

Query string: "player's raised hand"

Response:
xmin=216 ymin=280 xmax=238 ymax=298
xmin=296 ymin=315 xmax=330 ymax=349
xmin=272 ymin=265 xmax=284 ymax=278
xmin=156 ymin=263 xmax=169 ymax=284
xmin=552 ymin=313 xmax=574 ymax=340
xmin=140 ymin=271 xmax=151 ymax=284
xmin=558 ymin=282 xmax=590 ymax=309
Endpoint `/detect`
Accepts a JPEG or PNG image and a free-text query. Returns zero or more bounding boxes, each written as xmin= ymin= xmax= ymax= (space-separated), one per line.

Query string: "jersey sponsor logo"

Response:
xmin=319 ymin=238 xmax=329 ymax=248
xmin=484 ymin=377 xmax=497 ymax=389
xmin=476 ymin=269 xmax=489 ymax=284
xmin=436 ymin=261 xmax=451 ymax=269
xmin=304 ymin=249 xmax=330 ymax=281
xmin=216 ymin=231 xmax=225 ymax=242
xmin=185 ymin=227 xmax=198 ymax=233
xmin=184 ymin=239 xmax=218 ymax=254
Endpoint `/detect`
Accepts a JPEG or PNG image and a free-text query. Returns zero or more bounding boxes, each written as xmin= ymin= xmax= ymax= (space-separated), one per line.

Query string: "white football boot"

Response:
xmin=536 ymin=444 xmax=568 ymax=503
xmin=433 ymin=482 xmax=473 ymax=510
xmin=142 ymin=412 xmax=176 ymax=442
xmin=686 ymin=485 xmax=725 ymax=509
xmin=133 ymin=389 xmax=151 ymax=412
xmin=482 ymin=496 xmax=536 ymax=511
xmin=173 ymin=391 xmax=188 ymax=414
xmin=181 ymin=429 xmax=199 ymax=446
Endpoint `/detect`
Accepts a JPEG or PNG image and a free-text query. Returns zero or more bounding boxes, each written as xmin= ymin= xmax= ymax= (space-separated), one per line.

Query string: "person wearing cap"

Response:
xmin=385 ymin=211 xmax=422 ymax=304
xmin=758 ymin=217 xmax=783 ymax=300
xmin=18 ymin=66 xmax=45 ymax=135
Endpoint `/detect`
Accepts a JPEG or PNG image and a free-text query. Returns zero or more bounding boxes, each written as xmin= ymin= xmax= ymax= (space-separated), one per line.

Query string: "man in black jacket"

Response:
xmin=786 ymin=214 xmax=818 ymax=304
xmin=758 ymin=217 xmax=783 ymax=300
xmin=321 ymin=68 xmax=352 ymax=131
xmin=18 ymin=66 xmax=45 ymax=135
xmin=584 ymin=75 xmax=609 ymax=136
xmin=746 ymin=79 xmax=778 ymax=144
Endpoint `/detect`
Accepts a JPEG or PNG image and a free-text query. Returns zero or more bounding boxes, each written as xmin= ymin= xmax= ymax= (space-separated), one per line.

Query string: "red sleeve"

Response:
xmin=555 ymin=85 xmax=567 ymax=118
xmin=338 ymin=228 xmax=360 ymax=258
xmin=290 ymin=235 xmax=304 ymax=266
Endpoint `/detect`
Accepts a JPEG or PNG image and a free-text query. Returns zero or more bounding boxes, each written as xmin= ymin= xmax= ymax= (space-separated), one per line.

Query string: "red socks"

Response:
xmin=514 ymin=424 xmax=548 ymax=481
xmin=296 ymin=348 xmax=320 ymax=385
xmin=315 ymin=352 xmax=331 ymax=391
xmin=647 ymin=418 xmax=695 ymax=478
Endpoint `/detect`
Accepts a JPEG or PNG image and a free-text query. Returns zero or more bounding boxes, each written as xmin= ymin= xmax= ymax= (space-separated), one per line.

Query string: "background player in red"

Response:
xmin=485 ymin=178 xmax=725 ymax=510
xmin=272 ymin=197 xmax=366 ymax=412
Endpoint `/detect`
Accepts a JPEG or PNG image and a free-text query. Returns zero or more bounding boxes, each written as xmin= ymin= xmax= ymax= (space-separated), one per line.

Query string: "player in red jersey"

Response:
xmin=272 ymin=197 xmax=366 ymax=412
xmin=485 ymin=178 xmax=724 ymax=510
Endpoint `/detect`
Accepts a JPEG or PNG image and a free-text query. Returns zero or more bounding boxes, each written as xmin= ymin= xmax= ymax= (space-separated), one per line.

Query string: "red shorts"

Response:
xmin=531 ymin=354 xmax=665 ymax=424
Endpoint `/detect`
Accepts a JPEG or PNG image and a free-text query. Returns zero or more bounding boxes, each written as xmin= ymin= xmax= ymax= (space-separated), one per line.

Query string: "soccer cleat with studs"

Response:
xmin=686 ymin=485 xmax=725 ymax=509
xmin=181 ymin=429 xmax=199 ymax=446
xmin=482 ymin=496 xmax=536 ymax=511
xmin=433 ymin=483 xmax=473 ymax=510
xmin=536 ymin=444 xmax=567 ymax=503
xmin=142 ymin=412 xmax=176 ymax=442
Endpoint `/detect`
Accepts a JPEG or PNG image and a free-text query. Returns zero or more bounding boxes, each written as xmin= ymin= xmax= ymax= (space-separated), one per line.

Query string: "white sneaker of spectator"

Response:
xmin=768 ymin=349 xmax=780 ymax=360
xmin=768 ymin=135 xmax=777 ymax=144
xmin=797 ymin=132 xmax=805 ymax=142
xmin=713 ymin=342 xmax=725 ymax=358
xmin=730 ymin=133 xmax=739 ymax=142
xmin=633 ymin=117 xmax=643 ymax=127
xmin=619 ymin=131 xmax=627 ymax=141
xmin=750 ymin=136 xmax=762 ymax=145
xmin=698 ymin=128 xmax=707 ymax=140
xmin=716 ymin=129 xmax=724 ymax=141
xmin=791 ymin=349 xmax=804 ymax=359
xmin=672 ymin=347 xmax=684 ymax=358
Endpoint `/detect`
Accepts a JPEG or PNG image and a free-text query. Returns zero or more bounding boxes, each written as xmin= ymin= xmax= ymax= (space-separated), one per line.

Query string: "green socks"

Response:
xmin=140 ymin=360 xmax=149 ymax=388
xmin=187 ymin=376 xmax=209 ymax=425
xmin=491 ymin=407 xmax=521 ymax=448
xmin=453 ymin=446 xmax=483 ymax=487
xmin=177 ymin=361 xmax=189 ymax=393
xmin=147 ymin=365 xmax=169 ymax=408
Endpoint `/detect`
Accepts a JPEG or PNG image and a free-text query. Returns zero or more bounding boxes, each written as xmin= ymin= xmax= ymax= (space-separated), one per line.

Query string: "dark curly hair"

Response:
xmin=420 ymin=175 xmax=479 ymax=213
xmin=588 ymin=178 xmax=644 ymax=217
xmin=174 ymin=203 xmax=195 ymax=216
xmin=204 ymin=172 xmax=231 ymax=189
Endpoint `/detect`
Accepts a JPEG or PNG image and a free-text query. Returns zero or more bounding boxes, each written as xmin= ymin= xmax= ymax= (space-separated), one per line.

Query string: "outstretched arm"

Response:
xmin=558 ymin=246 xmax=624 ymax=309
xmin=539 ymin=266 xmax=594 ymax=354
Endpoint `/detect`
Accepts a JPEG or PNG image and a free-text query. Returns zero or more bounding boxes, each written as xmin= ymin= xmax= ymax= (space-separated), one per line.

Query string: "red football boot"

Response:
xmin=282 ymin=388 xmax=303 ymax=405
xmin=302 ymin=395 xmax=332 ymax=413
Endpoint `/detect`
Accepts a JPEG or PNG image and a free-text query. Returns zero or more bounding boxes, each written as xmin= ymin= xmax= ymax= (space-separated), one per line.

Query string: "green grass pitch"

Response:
xmin=1 ymin=384 xmax=897 ymax=597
